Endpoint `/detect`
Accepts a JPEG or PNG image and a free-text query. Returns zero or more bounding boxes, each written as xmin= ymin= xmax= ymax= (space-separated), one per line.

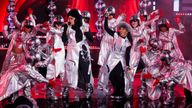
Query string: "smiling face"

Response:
xmin=67 ymin=16 xmax=76 ymax=26
xmin=118 ymin=27 xmax=128 ymax=38
xmin=131 ymin=20 xmax=139 ymax=28
xmin=108 ymin=14 xmax=114 ymax=20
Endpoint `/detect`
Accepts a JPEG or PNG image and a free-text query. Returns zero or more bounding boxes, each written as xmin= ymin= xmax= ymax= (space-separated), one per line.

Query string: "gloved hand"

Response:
xmin=28 ymin=8 xmax=33 ymax=15
xmin=52 ymin=48 xmax=62 ymax=53
xmin=140 ymin=15 xmax=146 ymax=22
xmin=152 ymin=79 xmax=159 ymax=86
xmin=49 ymin=79 xmax=56 ymax=87
xmin=104 ymin=12 xmax=109 ymax=18
xmin=140 ymin=46 xmax=147 ymax=54
xmin=174 ymin=15 xmax=181 ymax=24
xmin=143 ymin=72 xmax=152 ymax=79
xmin=120 ymin=13 xmax=126 ymax=20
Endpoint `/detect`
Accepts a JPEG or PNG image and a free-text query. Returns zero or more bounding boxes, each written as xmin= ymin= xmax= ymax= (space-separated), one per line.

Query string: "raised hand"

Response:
xmin=174 ymin=15 xmax=181 ymax=24
xmin=140 ymin=46 xmax=147 ymax=54
xmin=28 ymin=8 xmax=33 ymax=15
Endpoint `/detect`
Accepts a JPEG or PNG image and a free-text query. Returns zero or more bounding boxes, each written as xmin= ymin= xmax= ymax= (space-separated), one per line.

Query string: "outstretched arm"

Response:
xmin=104 ymin=17 xmax=115 ymax=37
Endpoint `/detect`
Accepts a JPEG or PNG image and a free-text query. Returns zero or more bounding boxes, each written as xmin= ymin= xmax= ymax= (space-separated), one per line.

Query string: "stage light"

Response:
xmin=173 ymin=0 xmax=180 ymax=12
xmin=176 ymin=12 xmax=192 ymax=16
xmin=152 ymin=0 xmax=156 ymax=11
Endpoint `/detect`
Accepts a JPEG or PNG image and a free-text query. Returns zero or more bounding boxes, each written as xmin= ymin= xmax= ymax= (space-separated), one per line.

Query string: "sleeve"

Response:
xmin=141 ymin=53 xmax=151 ymax=66
xmin=28 ymin=66 xmax=49 ymax=83
xmin=125 ymin=46 xmax=132 ymax=66
xmin=174 ymin=23 xmax=185 ymax=36
xmin=49 ymin=27 xmax=63 ymax=35
xmin=72 ymin=25 xmax=83 ymax=43
xmin=130 ymin=27 xmax=144 ymax=37
xmin=144 ymin=15 xmax=159 ymax=26
xmin=127 ymin=32 xmax=133 ymax=45
xmin=84 ymin=29 xmax=94 ymax=43
xmin=29 ymin=14 xmax=36 ymax=26
xmin=12 ymin=15 xmax=22 ymax=29
xmin=110 ymin=15 xmax=125 ymax=28
xmin=2 ymin=25 xmax=13 ymax=40
xmin=35 ymin=24 xmax=48 ymax=33
xmin=62 ymin=24 xmax=68 ymax=43
xmin=104 ymin=17 xmax=115 ymax=36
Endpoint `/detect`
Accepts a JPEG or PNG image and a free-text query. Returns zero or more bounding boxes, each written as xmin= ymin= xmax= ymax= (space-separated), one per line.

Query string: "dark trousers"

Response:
xmin=109 ymin=62 xmax=125 ymax=94
xmin=184 ymin=88 xmax=192 ymax=102
xmin=77 ymin=51 xmax=90 ymax=90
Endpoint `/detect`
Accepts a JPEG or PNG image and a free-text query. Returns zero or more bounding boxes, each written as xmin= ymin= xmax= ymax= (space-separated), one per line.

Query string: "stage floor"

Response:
xmin=0 ymin=49 xmax=191 ymax=108
xmin=0 ymin=74 xmax=190 ymax=108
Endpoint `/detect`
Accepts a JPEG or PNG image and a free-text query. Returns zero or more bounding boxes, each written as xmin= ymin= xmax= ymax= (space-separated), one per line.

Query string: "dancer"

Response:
xmin=62 ymin=9 xmax=94 ymax=99
xmin=138 ymin=38 xmax=162 ymax=98
xmin=0 ymin=36 xmax=52 ymax=102
xmin=158 ymin=17 xmax=185 ymax=60
xmin=97 ymin=6 xmax=125 ymax=94
xmin=128 ymin=13 xmax=159 ymax=82
xmin=1 ymin=10 xmax=36 ymax=75
xmin=36 ymin=15 xmax=65 ymax=100
xmin=103 ymin=15 xmax=132 ymax=99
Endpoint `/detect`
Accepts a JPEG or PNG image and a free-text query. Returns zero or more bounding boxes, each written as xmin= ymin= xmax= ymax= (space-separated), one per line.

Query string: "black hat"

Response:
xmin=68 ymin=9 xmax=81 ymax=19
xmin=68 ymin=9 xmax=82 ymax=27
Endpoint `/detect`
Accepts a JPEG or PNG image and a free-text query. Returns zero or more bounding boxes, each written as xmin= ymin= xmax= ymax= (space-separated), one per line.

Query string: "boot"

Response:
xmin=7 ymin=92 xmax=18 ymax=103
xmin=163 ymin=82 xmax=175 ymax=105
xmin=47 ymin=86 xmax=58 ymax=100
xmin=138 ymin=83 xmax=146 ymax=98
xmin=86 ymin=83 xmax=93 ymax=99
xmin=110 ymin=90 xmax=118 ymax=99
xmin=24 ymin=84 xmax=32 ymax=98
xmin=62 ymin=87 xmax=69 ymax=99
xmin=116 ymin=89 xmax=126 ymax=100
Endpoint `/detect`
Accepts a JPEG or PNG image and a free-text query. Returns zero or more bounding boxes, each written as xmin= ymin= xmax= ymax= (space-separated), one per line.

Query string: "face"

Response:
xmin=160 ymin=26 xmax=168 ymax=32
xmin=119 ymin=27 xmax=128 ymax=38
xmin=23 ymin=26 xmax=32 ymax=33
xmin=131 ymin=20 xmax=139 ymax=28
xmin=108 ymin=15 xmax=114 ymax=20
xmin=67 ymin=16 xmax=75 ymax=26
xmin=83 ymin=18 xmax=89 ymax=24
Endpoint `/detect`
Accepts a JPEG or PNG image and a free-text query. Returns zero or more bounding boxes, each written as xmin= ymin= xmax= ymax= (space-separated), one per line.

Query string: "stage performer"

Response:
xmin=97 ymin=6 xmax=125 ymax=94
xmin=103 ymin=14 xmax=133 ymax=99
xmin=158 ymin=17 xmax=185 ymax=60
xmin=35 ymin=15 xmax=65 ymax=100
xmin=62 ymin=9 xmax=94 ymax=99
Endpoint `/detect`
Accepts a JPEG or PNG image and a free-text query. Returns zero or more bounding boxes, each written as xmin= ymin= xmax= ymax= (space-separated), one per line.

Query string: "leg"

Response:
xmin=97 ymin=65 xmax=109 ymax=94
xmin=78 ymin=49 xmax=93 ymax=99
xmin=109 ymin=62 xmax=125 ymax=99
xmin=164 ymin=81 xmax=176 ymax=105
xmin=46 ymin=84 xmax=58 ymax=100
xmin=184 ymin=88 xmax=192 ymax=103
